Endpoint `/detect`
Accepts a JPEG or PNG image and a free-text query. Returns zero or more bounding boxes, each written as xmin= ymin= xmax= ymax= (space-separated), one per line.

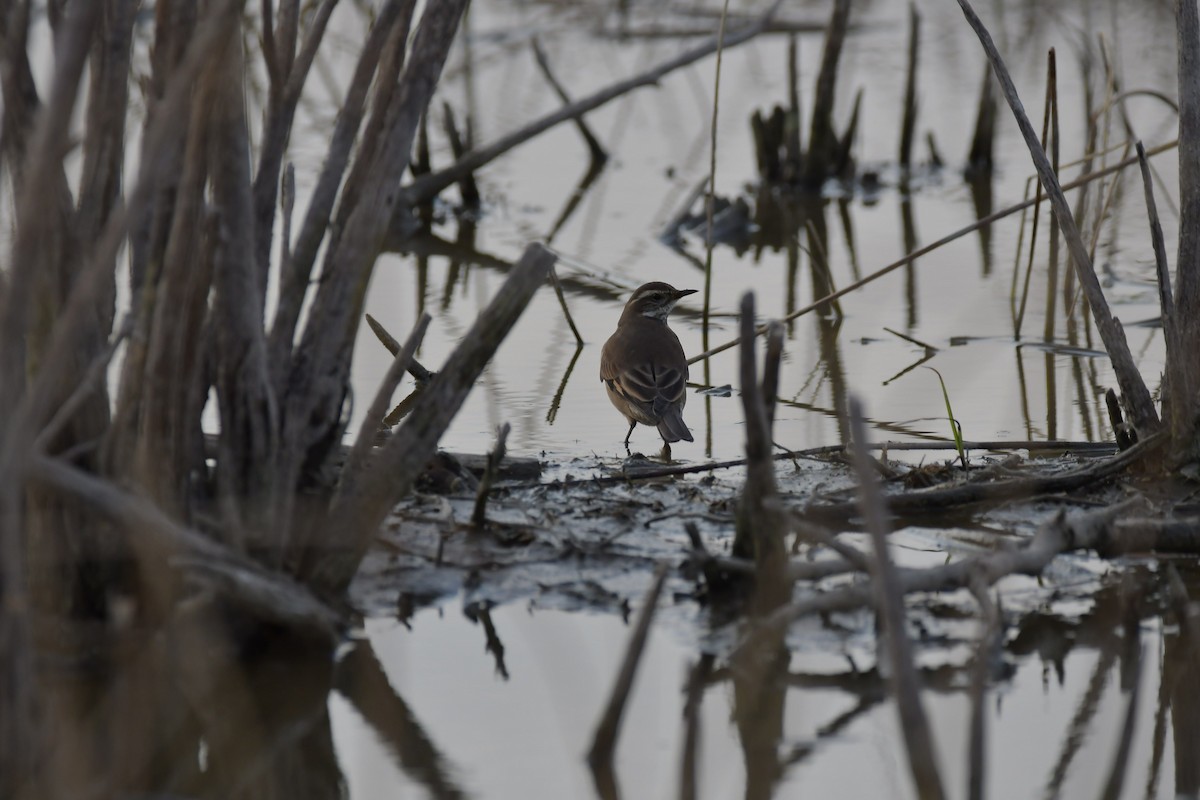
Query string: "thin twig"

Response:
xmin=364 ymin=312 xmax=435 ymax=382
xmin=339 ymin=312 xmax=432 ymax=499
xmin=34 ymin=317 xmax=132 ymax=453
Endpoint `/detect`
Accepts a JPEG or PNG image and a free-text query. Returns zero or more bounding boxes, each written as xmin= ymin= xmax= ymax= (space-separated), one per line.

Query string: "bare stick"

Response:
xmin=848 ymin=397 xmax=946 ymax=800
xmin=687 ymin=139 xmax=1179 ymax=365
xmin=34 ymin=317 xmax=131 ymax=453
xmin=339 ymin=312 xmax=432 ymax=499
xmin=588 ymin=563 xmax=670 ymax=781
xmin=269 ymin=0 xmax=413 ymax=382
xmin=471 ymin=422 xmax=510 ymax=527
xmin=1138 ymin=142 xmax=1173 ymax=321
xmin=364 ymin=313 xmax=435 ymax=382
xmin=27 ymin=454 xmax=344 ymax=639
xmin=955 ymin=0 xmax=1159 ymax=438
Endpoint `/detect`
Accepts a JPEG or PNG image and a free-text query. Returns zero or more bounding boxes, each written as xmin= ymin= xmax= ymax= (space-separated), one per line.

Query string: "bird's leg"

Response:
xmin=659 ymin=442 xmax=672 ymax=461
xmin=623 ymin=420 xmax=636 ymax=446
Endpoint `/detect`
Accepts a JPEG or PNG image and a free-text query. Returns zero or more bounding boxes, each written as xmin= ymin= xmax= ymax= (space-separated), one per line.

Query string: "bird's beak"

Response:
xmin=675 ymin=289 xmax=698 ymax=299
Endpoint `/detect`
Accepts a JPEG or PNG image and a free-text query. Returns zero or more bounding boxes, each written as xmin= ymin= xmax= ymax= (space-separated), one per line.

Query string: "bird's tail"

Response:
xmin=657 ymin=406 xmax=693 ymax=443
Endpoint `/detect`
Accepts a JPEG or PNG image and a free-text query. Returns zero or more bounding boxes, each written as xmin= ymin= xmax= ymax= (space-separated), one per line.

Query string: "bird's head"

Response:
xmin=624 ymin=282 xmax=697 ymax=322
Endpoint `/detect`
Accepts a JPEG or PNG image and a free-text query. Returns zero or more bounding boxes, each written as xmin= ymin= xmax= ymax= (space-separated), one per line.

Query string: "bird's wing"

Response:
xmin=605 ymin=360 xmax=686 ymax=417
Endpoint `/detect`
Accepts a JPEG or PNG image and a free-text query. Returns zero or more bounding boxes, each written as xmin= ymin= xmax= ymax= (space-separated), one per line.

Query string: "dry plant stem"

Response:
xmin=33 ymin=320 xmax=130 ymax=453
xmin=531 ymin=36 xmax=607 ymax=163
xmin=78 ymin=0 xmax=137 ymax=255
xmin=687 ymin=139 xmax=1179 ymax=365
xmin=269 ymin=0 xmax=413 ymax=387
xmin=252 ymin=0 xmax=337 ymax=301
xmin=848 ymin=398 xmax=946 ymax=800
xmin=1014 ymin=55 xmax=1056 ymax=339
xmin=702 ymin=0 xmax=731 ymax=361
xmin=732 ymin=294 xmax=789 ymax=612
xmin=898 ymin=3 xmax=920 ymax=171
xmin=760 ymin=322 xmax=784 ymax=429
xmin=278 ymin=0 xmax=466 ymax=532
xmin=471 ymin=423 xmax=511 ymax=527
xmin=364 ymin=312 xmax=435 ymax=381
xmin=1166 ymin=0 xmax=1200 ymax=460
xmin=967 ymin=66 xmax=996 ymax=171
xmin=338 ymin=312 xmax=432 ymax=503
xmin=955 ymin=0 xmax=1159 ymax=438
xmin=0 ymin=0 xmax=100 ymax=424
xmin=209 ymin=29 xmax=281 ymax=543
xmin=30 ymin=2 xmax=239 ymax=483
xmin=441 ymin=103 xmax=480 ymax=205
xmin=26 ymin=454 xmax=343 ymax=640
xmin=399 ymin=0 xmax=785 ymax=208
xmin=307 ymin=242 xmax=556 ymax=593
xmin=1176 ymin=0 xmax=1200 ymax=324
xmin=588 ymin=563 xmax=670 ymax=778
xmin=1138 ymin=141 xmax=1178 ymax=383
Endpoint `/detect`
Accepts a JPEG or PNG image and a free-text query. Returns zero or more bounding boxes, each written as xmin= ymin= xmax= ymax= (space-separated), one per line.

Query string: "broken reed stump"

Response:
xmin=732 ymin=293 xmax=790 ymax=613
xmin=471 ymin=422 xmax=511 ymax=527
xmin=966 ymin=66 xmax=996 ymax=177
xmin=898 ymin=2 xmax=921 ymax=173
xmin=803 ymin=0 xmax=851 ymax=190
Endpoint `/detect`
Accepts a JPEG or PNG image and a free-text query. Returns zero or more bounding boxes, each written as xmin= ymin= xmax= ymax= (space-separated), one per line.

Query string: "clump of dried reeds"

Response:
xmin=0 ymin=3 xmax=561 ymax=793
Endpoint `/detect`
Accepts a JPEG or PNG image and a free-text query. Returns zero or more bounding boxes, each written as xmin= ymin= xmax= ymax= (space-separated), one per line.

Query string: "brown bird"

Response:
xmin=600 ymin=281 xmax=696 ymax=448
